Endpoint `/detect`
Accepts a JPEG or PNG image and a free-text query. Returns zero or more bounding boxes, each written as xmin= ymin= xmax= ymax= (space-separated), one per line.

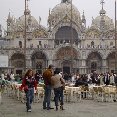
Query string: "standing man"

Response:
xmin=42 ymin=64 xmax=54 ymax=110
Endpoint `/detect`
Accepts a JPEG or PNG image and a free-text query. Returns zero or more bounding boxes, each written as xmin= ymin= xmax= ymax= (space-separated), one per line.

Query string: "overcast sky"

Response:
xmin=0 ymin=0 xmax=115 ymax=30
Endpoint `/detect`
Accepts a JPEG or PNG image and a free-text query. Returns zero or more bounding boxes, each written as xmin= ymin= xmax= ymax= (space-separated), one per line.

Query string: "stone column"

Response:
xmin=81 ymin=60 xmax=87 ymax=74
xmin=102 ymin=59 xmax=108 ymax=73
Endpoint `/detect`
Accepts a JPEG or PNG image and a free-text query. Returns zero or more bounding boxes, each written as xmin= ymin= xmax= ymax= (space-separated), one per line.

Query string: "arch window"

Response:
xmin=19 ymin=41 xmax=22 ymax=48
xmin=91 ymin=41 xmax=94 ymax=48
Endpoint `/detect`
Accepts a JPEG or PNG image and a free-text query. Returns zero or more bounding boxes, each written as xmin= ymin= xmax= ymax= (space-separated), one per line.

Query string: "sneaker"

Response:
xmin=49 ymin=107 xmax=54 ymax=109
xmin=27 ymin=109 xmax=31 ymax=112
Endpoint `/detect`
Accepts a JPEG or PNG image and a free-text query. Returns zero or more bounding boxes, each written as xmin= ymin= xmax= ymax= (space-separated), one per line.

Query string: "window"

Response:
xmin=39 ymin=41 xmax=42 ymax=45
xmin=19 ymin=41 xmax=22 ymax=48
xmin=91 ymin=41 xmax=94 ymax=48
xmin=110 ymin=42 xmax=113 ymax=46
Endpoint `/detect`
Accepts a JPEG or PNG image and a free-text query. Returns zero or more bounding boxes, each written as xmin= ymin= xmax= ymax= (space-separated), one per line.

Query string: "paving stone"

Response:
xmin=0 ymin=94 xmax=117 ymax=117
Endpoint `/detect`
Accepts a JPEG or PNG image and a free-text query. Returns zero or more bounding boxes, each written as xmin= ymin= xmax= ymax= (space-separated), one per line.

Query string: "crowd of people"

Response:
xmin=1 ymin=67 xmax=117 ymax=112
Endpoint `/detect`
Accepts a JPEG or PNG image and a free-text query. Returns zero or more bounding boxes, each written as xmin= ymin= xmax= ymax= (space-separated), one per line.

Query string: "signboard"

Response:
xmin=0 ymin=55 xmax=8 ymax=67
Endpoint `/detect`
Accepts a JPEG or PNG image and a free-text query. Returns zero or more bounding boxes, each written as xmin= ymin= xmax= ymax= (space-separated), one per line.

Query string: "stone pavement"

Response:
xmin=0 ymin=94 xmax=117 ymax=117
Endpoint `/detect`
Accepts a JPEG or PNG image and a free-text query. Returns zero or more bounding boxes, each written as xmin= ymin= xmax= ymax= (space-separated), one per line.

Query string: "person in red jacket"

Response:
xmin=20 ymin=69 xmax=37 ymax=112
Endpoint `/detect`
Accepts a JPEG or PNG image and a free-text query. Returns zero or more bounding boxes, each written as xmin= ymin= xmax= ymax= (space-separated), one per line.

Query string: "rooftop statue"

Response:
xmin=61 ymin=0 xmax=70 ymax=3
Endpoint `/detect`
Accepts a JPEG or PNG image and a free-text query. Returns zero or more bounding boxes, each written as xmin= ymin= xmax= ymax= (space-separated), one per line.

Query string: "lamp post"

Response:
xmin=70 ymin=0 xmax=73 ymax=74
xmin=24 ymin=0 xmax=27 ymax=72
xmin=115 ymin=0 xmax=117 ymax=73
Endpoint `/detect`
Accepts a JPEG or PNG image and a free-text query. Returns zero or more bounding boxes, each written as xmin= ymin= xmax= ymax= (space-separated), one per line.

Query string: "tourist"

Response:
xmin=20 ymin=69 xmax=37 ymax=112
xmin=42 ymin=64 xmax=54 ymax=110
xmin=51 ymin=68 xmax=65 ymax=111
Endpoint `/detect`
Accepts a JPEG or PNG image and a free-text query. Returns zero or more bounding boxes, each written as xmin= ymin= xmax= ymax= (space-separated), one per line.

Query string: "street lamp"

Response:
xmin=24 ymin=0 xmax=27 ymax=72
xmin=70 ymin=0 xmax=73 ymax=73
xmin=115 ymin=0 xmax=117 ymax=73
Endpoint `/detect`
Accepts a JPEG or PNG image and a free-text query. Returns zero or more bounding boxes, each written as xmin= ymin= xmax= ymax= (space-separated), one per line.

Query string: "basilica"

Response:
xmin=0 ymin=0 xmax=116 ymax=75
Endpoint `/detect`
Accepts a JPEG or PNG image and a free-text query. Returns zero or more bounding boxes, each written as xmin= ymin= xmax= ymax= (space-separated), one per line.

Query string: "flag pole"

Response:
xmin=115 ymin=0 xmax=117 ymax=73
xmin=24 ymin=0 xmax=27 ymax=72
xmin=70 ymin=0 xmax=73 ymax=74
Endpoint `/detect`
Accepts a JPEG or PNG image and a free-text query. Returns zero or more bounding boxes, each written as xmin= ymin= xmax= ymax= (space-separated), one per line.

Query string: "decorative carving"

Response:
xmin=33 ymin=29 xmax=48 ymax=38
xmin=56 ymin=47 xmax=78 ymax=60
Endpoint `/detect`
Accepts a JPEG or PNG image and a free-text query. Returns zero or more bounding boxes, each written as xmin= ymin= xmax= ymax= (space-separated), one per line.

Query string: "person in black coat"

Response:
xmin=103 ymin=73 xmax=110 ymax=85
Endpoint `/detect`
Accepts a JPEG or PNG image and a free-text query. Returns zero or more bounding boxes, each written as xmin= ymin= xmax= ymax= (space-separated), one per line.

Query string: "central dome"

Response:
xmin=48 ymin=1 xmax=81 ymax=28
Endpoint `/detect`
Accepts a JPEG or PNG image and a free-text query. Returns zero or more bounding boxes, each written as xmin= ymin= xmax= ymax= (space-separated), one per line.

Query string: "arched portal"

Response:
xmin=55 ymin=46 xmax=79 ymax=74
xmin=55 ymin=26 xmax=79 ymax=45
xmin=107 ymin=52 xmax=115 ymax=73
xmin=10 ymin=53 xmax=25 ymax=75
xmin=86 ymin=52 xmax=102 ymax=73
xmin=31 ymin=51 xmax=47 ymax=73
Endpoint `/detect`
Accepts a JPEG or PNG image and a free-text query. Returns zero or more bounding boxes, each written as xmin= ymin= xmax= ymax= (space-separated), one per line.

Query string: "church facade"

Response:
xmin=0 ymin=0 xmax=116 ymax=75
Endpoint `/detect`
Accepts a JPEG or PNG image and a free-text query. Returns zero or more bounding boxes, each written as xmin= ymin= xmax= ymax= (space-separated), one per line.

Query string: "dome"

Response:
xmin=91 ymin=15 xmax=114 ymax=30
xmin=48 ymin=1 xmax=82 ymax=28
xmin=16 ymin=9 xmax=38 ymax=30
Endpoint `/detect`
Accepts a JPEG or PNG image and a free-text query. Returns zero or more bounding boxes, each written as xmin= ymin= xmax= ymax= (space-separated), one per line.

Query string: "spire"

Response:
xmin=99 ymin=0 xmax=106 ymax=31
xmin=48 ymin=8 xmax=52 ymax=32
xmin=82 ymin=11 xmax=86 ymax=22
xmin=39 ymin=16 xmax=41 ymax=25
xmin=49 ymin=8 xmax=51 ymax=16
xmin=100 ymin=0 xmax=105 ymax=10
xmin=100 ymin=0 xmax=106 ymax=16
xmin=8 ymin=12 xmax=11 ymax=19
xmin=7 ymin=12 xmax=12 ymax=26
xmin=24 ymin=0 xmax=31 ymax=15
xmin=82 ymin=11 xmax=86 ymax=28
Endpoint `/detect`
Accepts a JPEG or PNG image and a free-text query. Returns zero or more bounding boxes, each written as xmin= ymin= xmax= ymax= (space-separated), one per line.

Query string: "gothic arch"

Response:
xmin=51 ymin=22 xmax=81 ymax=39
xmin=31 ymin=51 xmax=48 ymax=70
xmin=53 ymin=46 xmax=79 ymax=73
xmin=10 ymin=53 xmax=25 ymax=68
xmin=107 ymin=51 xmax=116 ymax=72
xmin=86 ymin=51 xmax=102 ymax=73
xmin=31 ymin=50 xmax=49 ymax=60
xmin=86 ymin=51 xmax=103 ymax=60
xmin=55 ymin=26 xmax=78 ymax=40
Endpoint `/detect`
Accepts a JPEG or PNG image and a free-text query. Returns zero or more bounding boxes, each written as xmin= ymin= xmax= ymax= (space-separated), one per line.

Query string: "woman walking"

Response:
xmin=20 ymin=69 xmax=37 ymax=112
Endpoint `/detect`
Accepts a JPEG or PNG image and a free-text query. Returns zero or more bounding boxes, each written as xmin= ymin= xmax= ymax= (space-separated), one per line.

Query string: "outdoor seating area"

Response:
xmin=1 ymin=80 xmax=117 ymax=104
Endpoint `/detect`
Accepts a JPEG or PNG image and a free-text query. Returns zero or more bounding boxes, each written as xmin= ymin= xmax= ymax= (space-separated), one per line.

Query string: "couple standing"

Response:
xmin=43 ymin=64 xmax=65 ymax=111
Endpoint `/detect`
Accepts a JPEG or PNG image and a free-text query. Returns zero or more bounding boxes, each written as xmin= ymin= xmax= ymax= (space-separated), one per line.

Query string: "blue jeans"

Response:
xmin=25 ymin=88 xmax=34 ymax=110
xmin=43 ymin=85 xmax=52 ymax=109
xmin=54 ymin=87 xmax=64 ymax=107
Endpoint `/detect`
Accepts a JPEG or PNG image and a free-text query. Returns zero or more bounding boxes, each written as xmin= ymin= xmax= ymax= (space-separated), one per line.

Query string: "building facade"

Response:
xmin=0 ymin=0 xmax=116 ymax=75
